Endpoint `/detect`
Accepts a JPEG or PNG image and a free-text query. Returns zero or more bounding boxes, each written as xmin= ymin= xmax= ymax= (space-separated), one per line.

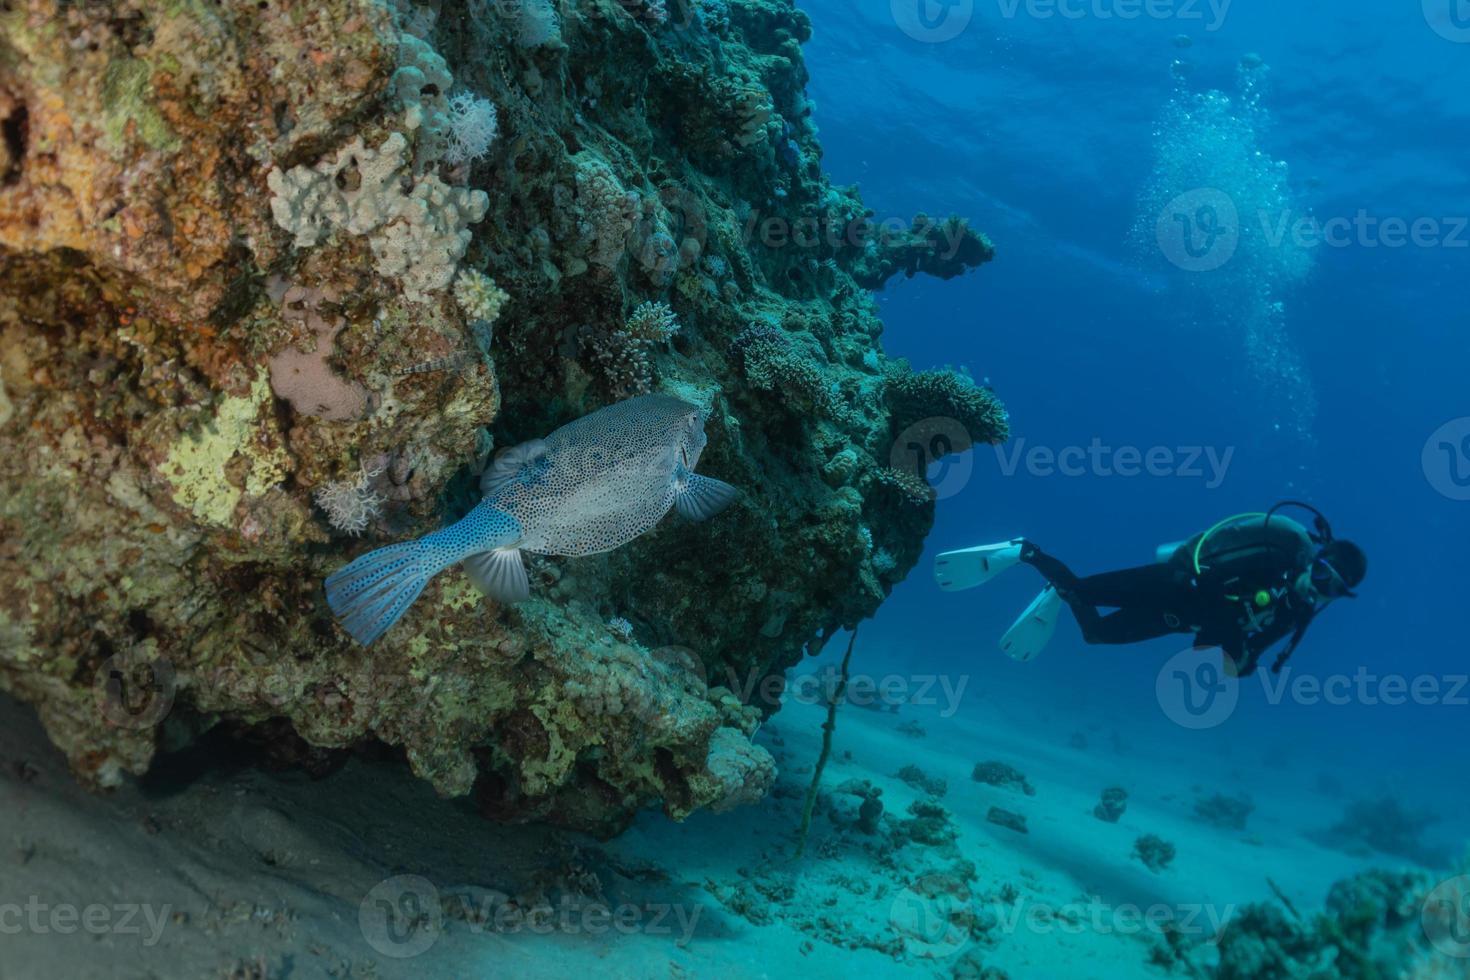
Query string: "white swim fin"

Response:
xmin=1000 ymin=587 xmax=1063 ymax=662
xmin=934 ymin=538 xmax=1026 ymax=592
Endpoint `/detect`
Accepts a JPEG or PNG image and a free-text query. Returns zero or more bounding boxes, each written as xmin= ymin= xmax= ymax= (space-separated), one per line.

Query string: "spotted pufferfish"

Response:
xmin=325 ymin=394 xmax=738 ymax=645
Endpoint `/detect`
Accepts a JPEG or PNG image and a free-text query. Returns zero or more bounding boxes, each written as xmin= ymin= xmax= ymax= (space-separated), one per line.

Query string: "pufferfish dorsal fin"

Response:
xmin=481 ymin=439 xmax=550 ymax=497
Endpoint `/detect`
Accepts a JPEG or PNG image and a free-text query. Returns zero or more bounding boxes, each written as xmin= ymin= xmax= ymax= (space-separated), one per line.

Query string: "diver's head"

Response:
xmin=1301 ymin=539 xmax=1367 ymax=602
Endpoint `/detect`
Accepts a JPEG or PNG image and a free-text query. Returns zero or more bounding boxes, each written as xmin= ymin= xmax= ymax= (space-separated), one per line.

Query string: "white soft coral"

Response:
xmin=444 ymin=93 xmax=498 ymax=166
xmin=314 ymin=466 xmax=385 ymax=536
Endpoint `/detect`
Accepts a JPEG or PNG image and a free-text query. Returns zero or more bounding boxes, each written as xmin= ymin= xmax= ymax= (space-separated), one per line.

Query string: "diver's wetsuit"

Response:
xmin=1019 ymin=516 xmax=1319 ymax=676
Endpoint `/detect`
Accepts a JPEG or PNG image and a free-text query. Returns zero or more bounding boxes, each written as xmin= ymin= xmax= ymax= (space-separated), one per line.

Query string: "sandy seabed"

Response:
xmin=0 ymin=679 xmax=1401 ymax=979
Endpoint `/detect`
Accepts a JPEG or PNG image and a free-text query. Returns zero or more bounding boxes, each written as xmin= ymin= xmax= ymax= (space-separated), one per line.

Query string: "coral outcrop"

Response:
xmin=1155 ymin=867 xmax=1469 ymax=980
xmin=0 ymin=0 xmax=1004 ymax=835
xmin=1133 ymin=833 xmax=1177 ymax=873
xmin=972 ymin=760 xmax=1036 ymax=796
xmin=1194 ymin=791 xmax=1255 ymax=831
xmin=1311 ymin=796 xmax=1447 ymax=867
xmin=1093 ymin=786 xmax=1128 ymax=823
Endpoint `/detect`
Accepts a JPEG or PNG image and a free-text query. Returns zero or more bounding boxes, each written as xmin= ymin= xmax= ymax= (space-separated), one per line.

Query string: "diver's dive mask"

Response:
xmin=1310 ymin=556 xmax=1357 ymax=600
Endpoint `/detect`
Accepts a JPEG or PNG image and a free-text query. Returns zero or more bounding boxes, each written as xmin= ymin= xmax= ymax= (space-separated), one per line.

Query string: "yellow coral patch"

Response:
xmin=520 ymin=701 xmax=584 ymax=796
xmin=406 ymin=634 xmax=431 ymax=661
xmin=0 ymin=608 xmax=35 ymax=665
xmin=439 ymin=576 xmax=482 ymax=613
xmin=164 ymin=371 xmax=288 ymax=527
xmin=101 ymin=59 xmax=181 ymax=154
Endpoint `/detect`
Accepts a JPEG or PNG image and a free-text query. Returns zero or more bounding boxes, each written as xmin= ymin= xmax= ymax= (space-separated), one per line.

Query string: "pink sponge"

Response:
xmin=267 ymin=285 xmax=369 ymax=422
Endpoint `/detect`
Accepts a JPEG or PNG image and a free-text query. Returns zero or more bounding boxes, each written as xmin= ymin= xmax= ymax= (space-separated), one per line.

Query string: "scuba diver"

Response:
xmin=935 ymin=502 xmax=1366 ymax=676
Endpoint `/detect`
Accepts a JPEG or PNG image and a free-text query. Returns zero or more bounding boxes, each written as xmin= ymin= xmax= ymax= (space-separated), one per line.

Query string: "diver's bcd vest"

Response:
xmin=1156 ymin=503 xmax=1339 ymax=672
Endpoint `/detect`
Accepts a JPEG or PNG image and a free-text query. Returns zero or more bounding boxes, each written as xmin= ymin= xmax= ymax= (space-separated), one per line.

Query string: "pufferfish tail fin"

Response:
xmin=325 ymin=503 xmax=524 ymax=646
xmin=325 ymin=542 xmax=434 ymax=646
xmin=674 ymin=473 xmax=739 ymax=522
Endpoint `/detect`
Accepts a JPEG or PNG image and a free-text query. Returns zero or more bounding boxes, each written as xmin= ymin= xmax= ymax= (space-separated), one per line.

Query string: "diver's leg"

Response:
xmin=1069 ymin=563 xmax=1182 ymax=608
xmin=1018 ymin=543 xmax=1103 ymax=638
xmin=1085 ymin=606 xmax=1184 ymax=645
xmin=1020 ymin=545 xmax=1184 ymax=646
xmin=1067 ymin=564 xmax=1191 ymax=644
xmin=1017 ymin=542 xmax=1084 ymax=590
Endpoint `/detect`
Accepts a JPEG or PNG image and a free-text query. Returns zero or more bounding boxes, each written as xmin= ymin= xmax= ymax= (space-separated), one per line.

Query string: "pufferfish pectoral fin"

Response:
xmin=674 ymin=473 xmax=739 ymax=522
xmin=463 ymin=548 xmax=531 ymax=604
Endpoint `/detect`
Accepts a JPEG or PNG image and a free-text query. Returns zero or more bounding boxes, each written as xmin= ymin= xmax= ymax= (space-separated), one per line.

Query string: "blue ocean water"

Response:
xmin=799 ymin=0 xmax=1469 ymax=840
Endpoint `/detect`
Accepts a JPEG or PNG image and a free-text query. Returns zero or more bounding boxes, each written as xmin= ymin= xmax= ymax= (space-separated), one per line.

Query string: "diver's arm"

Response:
xmin=1239 ymin=609 xmax=1314 ymax=677
xmin=1221 ymin=633 xmax=1259 ymax=677
xmin=1269 ymin=615 xmax=1314 ymax=674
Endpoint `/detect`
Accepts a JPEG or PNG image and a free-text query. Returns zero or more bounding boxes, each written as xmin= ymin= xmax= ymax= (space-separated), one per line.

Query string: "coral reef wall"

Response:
xmin=0 ymin=0 xmax=1003 ymax=836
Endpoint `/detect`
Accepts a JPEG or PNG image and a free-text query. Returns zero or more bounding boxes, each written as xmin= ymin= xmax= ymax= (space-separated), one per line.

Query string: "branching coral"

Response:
xmin=625 ymin=300 xmax=680 ymax=342
xmin=582 ymin=323 xmax=655 ymax=398
xmin=852 ymin=214 xmax=996 ymax=291
xmin=728 ymin=322 xmax=836 ymax=415
xmin=871 ymin=467 xmax=935 ymax=506
xmin=454 ymin=269 xmax=510 ymax=324
xmin=573 ymin=152 xmax=640 ymax=270
xmin=884 ymin=363 xmax=1010 ymax=448
xmin=578 ymin=302 xmax=681 ymax=397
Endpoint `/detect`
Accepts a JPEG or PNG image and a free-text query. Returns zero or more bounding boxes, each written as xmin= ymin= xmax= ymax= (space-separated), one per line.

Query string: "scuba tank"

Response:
xmin=1151 ymin=500 xmax=1332 ymax=569
xmin=1154 ymin=540 xmax=1187 ymax=564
